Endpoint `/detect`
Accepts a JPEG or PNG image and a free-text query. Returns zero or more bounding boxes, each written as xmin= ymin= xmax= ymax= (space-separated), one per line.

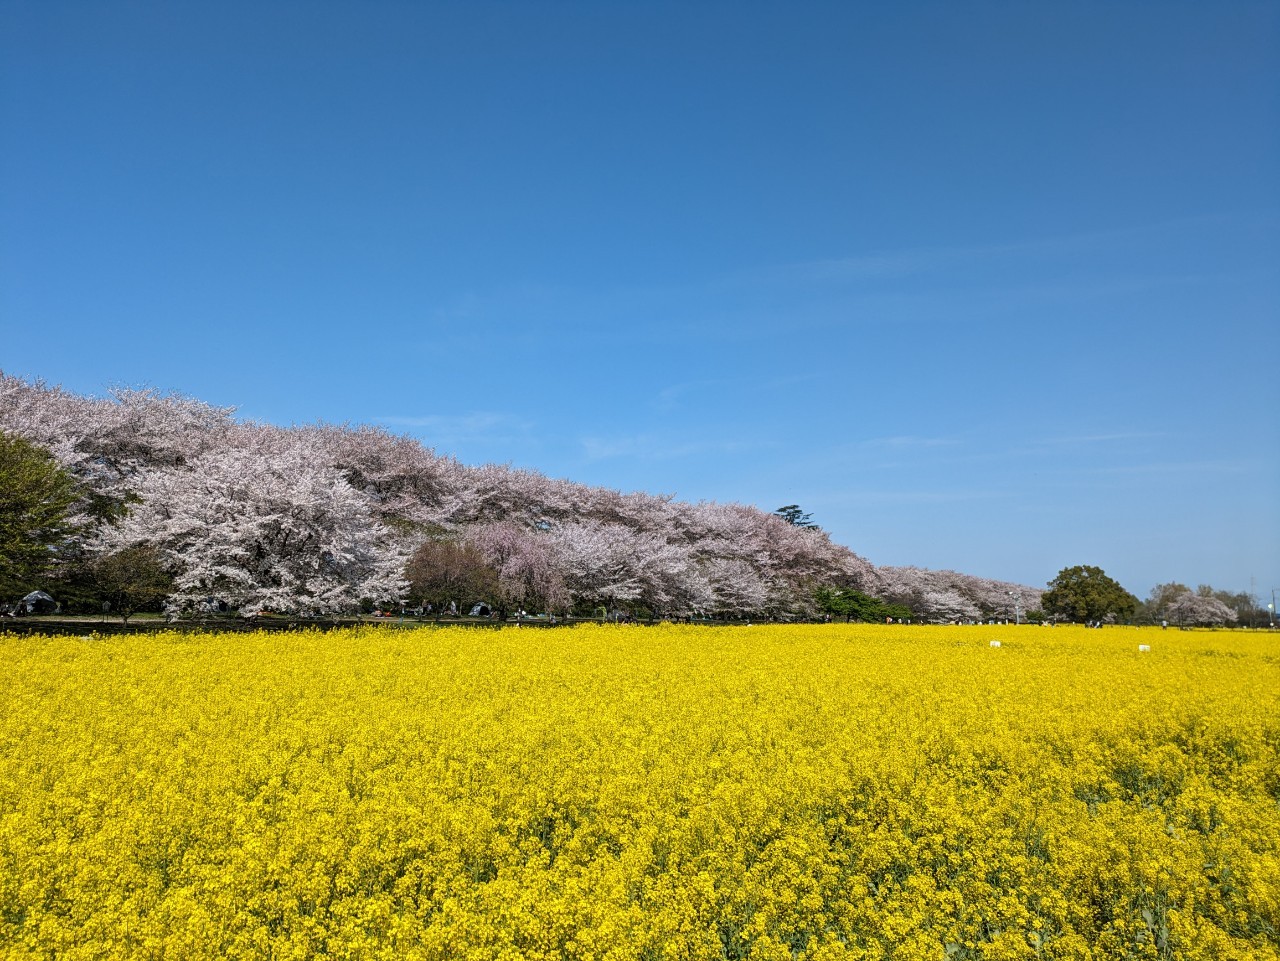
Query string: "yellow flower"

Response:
xmin=0 ymin=624 xmax=1276 ymax=959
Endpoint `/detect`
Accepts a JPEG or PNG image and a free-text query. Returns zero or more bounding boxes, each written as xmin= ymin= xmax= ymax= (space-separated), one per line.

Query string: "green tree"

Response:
xmin=815 ymin=586 xmax=912 ymax=623
xmin=1042 ymin=565 xmax=1139 ymax=624
xmin=774 ymin=505 xmax=818 ymax=529
xmin=86 ymin=546 xmax=173 ymax=624
xmin=0 ymin=432 xmax=81 ymax=598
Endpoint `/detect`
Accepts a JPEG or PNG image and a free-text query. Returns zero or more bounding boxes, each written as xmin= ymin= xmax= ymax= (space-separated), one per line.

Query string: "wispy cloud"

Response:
xmin=375 ymin=412 xmax=533 ymax=447
xmin=580 ymin=432 xmax=765 ymax=462
xmin=651 ymin=372 xmax=821 ymax=412
xmin=405 ymin=212 xmax=1270 ymax=352
xmin=1075 ymin=459 xmax=1253 ymax=477
xmin=859 ymin=435 xmax=961 ymax=450
xmin=812 ymin=487 xmax=1005 ymax=506
xmin=768 ymin=213 xmax=1249 ymax=287
xmin=1037 ymin=431 xmax=1168 ymax=446
xmin=650 ymin=379 xmax=729 ymax=413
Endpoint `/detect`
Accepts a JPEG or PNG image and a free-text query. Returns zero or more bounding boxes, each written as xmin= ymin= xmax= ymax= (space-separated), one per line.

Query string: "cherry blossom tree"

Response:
xmin=300 ymin=424 xmax=468 ymax=531
xmin=873 ymin=566 xmax=1043 ymax=622
xmin=553 ymin=519 xmax=712 ymax=615
xmin=916 ymin=589 xmax=983 ymax=623
xmin=1165 ymin=591 xmax=1239 ymax=627
xmin=467 ymin=521 xmax=567 ymax=615
xmin=0 ymin=375 xmax=234 ymax=489
xmin=700 ymin=557 xmax=766 ymax=616
xmin=101 ymin=443 xmax=406 ymax=615
xmin=0 ymin=375 xmax=238 ymax=539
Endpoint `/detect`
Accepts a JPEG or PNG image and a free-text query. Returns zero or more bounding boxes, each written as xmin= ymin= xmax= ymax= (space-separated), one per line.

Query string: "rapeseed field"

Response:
xmin=1 ymin=624 xmax=1277 ymax=960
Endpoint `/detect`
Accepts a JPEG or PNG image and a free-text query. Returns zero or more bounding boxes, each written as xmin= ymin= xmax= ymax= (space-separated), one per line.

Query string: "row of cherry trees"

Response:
xmin=1 ymin=374 xmax=1041 ymax=619
xmin=875 ymin=565 xmax=1044 ymax=623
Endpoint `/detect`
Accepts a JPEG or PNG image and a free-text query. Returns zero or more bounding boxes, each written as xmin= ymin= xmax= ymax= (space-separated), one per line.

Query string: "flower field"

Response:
xmin=2 ymin=625 xmax=1278 ymax=960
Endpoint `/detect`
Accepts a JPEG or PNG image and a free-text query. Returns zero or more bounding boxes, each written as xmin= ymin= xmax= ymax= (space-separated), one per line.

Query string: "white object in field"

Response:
xmin=1138 ymin=644 xmax=1151 ymax=652
xmin=989 ymin=640 xmax=1001 ymax=648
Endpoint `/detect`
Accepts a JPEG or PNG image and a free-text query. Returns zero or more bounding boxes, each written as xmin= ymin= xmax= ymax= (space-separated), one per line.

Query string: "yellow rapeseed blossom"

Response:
xmin=1 ymin=624 xmax=1277 ymax=959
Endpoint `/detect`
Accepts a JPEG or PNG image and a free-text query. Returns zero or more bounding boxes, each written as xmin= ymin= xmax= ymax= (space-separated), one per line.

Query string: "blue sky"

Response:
xmin=3 ymin=1 xmax=1278 ymax=599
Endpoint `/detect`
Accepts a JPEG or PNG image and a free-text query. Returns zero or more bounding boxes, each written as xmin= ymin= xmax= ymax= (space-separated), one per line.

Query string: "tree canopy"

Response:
xmin=774 ymin=505 xmax=817 ymax=529
xmin=1042 ymin=565 xmax=1138 ymax=624
xmin=405 ymin=539 xmax=498 ymax=612
xmin=815 ymin=586 xmax=912 ymax=623
xmin=0 ymin=375 xmax=1049 ymax=619
xmin=1165 ymin=591 xmax=1239 ymax=627
xmin=84 ymin=546 xmax=173 ymax=624
xmin=0 ymin=431 xmax=80 ymax=597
